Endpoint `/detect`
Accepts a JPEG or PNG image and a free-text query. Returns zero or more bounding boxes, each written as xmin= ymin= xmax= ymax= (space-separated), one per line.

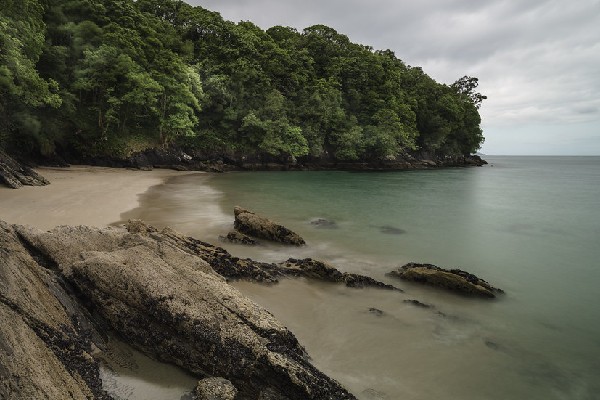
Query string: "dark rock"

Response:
xmin=151 ymin=223 xmax=400 ymax=290
xmin=279 ymin=258 xmax=401 ymax=291
xmin=379 ymin=225 xmax=406 ymax=235
xmin=219 ymin=230 xmax=259 ymax=245
xmin=388 ymin=263 xmax=503 ymax=298
xmin=465 ymin=154 xmax=488 ymax=166
xmin=368 ymin=308 xmax=385 ymax=317
xmin=194 ymin=377 xmax=237 ymax=400
xmin=234 ymin=206 xmax=306 ymax=246
xmin=0 ymin=149 xmax=50 ymax=189
xmin=310 ymin=218 xmax=338 ymax=229
xmin=403 ymin=299 xmax=432 ymax=308
xmin=157 ymin=225 xmax=281 ymax=283
xmin=484 ymin=340 xmax=501 ymax=351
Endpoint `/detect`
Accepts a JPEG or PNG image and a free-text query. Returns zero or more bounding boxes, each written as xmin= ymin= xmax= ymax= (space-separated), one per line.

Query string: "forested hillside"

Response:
xmin=0 ymin=0 xmax=486 ymax=164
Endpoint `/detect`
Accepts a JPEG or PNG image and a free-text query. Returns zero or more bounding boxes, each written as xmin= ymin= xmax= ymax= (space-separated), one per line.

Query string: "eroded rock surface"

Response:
xmin=13 ymin=220 xmax=356 ymax=399
xmin=0 ymin=221 xmax=108 ymax=399
xmin=388 ymin=262 xmax=503 ymax=298
xmin=194 ymin=377 xmax=237 ymax=400
xmin=234 ymin=206 xmax=306 ymax=245
xmin=0 ymin=150 xmax=49 ymax=189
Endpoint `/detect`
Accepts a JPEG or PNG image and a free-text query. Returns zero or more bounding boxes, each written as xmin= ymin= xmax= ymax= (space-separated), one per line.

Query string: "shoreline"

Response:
xmin=0 ymin=166 xmax=193 ymax=230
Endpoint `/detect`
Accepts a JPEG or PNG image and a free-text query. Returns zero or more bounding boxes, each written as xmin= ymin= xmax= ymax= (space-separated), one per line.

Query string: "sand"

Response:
xmin=0 ymin=166 xmax=192 ymax=231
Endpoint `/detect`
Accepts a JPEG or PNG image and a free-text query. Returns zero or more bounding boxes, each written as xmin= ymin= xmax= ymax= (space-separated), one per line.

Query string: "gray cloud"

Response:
xmin=188 ymin=0 xmax=600 ymax=154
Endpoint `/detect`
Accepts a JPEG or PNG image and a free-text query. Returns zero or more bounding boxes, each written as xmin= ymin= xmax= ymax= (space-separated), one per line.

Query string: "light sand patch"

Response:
xmin=0 ymin=166 xmax=193 ymax=230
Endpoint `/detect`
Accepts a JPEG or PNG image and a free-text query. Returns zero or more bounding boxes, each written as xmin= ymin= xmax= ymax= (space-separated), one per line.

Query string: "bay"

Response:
xmin=123 ymin=156 xmax=600 ymax=400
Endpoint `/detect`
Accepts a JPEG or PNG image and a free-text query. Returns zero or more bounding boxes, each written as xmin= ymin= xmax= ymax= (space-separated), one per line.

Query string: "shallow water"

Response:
xmin=121 ymin=156 xmax=600 ymax=399
xmin=98 ymin=336 xmax=196 ymax=400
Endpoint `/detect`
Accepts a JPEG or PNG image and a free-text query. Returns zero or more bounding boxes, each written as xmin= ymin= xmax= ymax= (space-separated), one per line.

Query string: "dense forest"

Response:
xmin=0 ymin=0 xmax=486 ymax=165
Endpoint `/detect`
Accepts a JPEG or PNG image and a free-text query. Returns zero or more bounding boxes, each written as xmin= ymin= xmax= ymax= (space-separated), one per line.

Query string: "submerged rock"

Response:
xmin=310 ymin=218 xmax=338 ymax=229
xmin=403 ymin=299 xmax=433 ymax=308
xmin=0 ymin=149 xmax=50 ymax=189
xmin=379 ymin=225 xmax=406 ymax=235
xmin=368 ymin=308 xmax=385 ymax=317
xmin=234 ymin=206 xmax=306 ymax=245
xmin=388 ymin=262 xmax=504 ymax=298
xmin=13 ymin=220 xmax=356 ymax=399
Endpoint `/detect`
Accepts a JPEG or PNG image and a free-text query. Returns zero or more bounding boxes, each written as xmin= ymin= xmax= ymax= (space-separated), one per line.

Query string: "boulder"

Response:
xmin=194 ymin=377 xmax=237 ymax=400
xmin=388 ymin=262 xmax=504 ymax=298
xmin=233 ymin=206 xmax=306 ymax=245
xmin=15 ymin=221 xmax=356 ymax=399
xmin=0 ymin=149 xmax=49 ymax=189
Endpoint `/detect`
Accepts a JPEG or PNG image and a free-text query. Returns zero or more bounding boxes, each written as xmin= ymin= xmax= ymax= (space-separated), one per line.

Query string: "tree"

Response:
xmin=451 ymin=75 xmax=487 ymax=109
xmin=0 ymin=0 xmax=62 ymax=153
xmin=154 ymin=61 xmax=203 ymax=145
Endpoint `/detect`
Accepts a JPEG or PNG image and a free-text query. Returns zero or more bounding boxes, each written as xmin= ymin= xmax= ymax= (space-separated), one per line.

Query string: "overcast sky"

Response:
xmin=189 ymin=0 xmax=600 ymax=155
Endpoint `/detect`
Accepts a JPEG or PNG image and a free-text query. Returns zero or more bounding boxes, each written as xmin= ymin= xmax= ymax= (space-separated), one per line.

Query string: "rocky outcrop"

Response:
xmin=388 ymin=262 xmax=503 ymax=298
xmin=0 ymin=221 xmax=109 ymax=399
xmin=279 ymin=258 xmax=400 ymax=290
xmin=0 ymin=149 xmax=49 ymax=188
xmin=146 ymin=222 xmax=398 ymax=290
xmin=10 ymin=220 xmax=356 ymax=399
xmin=233 ymin=206 xmax=306 ymax=245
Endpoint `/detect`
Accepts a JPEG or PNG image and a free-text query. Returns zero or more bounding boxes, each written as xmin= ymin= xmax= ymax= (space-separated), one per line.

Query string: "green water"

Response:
xmin=122 ymin=156 xmax=600 ymax=400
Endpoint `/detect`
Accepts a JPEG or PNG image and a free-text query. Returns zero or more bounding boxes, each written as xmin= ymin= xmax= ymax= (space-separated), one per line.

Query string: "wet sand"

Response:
xmin=0 ymin=166 xmax=193 ymax=230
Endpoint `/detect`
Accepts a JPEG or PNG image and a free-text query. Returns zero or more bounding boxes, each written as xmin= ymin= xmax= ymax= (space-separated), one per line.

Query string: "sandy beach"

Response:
xmin=0 ymin=166 xmax=191 ymax=230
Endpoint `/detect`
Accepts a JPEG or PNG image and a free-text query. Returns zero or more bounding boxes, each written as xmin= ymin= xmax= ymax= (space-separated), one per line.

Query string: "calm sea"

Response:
xmin=120 ymin=156 xmax=600 ymax=400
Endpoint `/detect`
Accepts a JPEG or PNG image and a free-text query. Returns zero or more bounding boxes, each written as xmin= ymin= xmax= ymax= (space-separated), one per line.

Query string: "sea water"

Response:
xmin=120 ymin=156 xmax=600 ymax=400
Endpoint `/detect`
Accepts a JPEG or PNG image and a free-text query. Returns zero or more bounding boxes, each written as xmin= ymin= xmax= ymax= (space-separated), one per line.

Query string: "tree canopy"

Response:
xmin=0 ymin=0 xmax=486 ymax=162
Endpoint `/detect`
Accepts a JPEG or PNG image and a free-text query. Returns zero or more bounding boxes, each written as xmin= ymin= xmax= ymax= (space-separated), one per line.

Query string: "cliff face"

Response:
xmin=0 ymin=220 xmax=356 ymax=399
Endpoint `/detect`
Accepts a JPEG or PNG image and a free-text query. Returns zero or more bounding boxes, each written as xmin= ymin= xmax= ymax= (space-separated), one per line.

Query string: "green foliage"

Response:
xmin=0 ymin=0 xmax=61 ymax=152
xmin=0 ymin=0 xmax=485 ymax=160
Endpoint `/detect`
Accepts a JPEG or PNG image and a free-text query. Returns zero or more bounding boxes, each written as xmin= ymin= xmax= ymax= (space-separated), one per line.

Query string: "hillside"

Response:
xmin=0 ymin=0 xmax=486 ymax=167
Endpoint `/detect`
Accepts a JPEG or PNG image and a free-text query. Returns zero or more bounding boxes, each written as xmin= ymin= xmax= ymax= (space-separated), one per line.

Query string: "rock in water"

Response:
xmin=279 ymin=258 xmax=400 ymax=290
xmin=379 ymin=225 xmax=406 ymax=235
xmin=14 ymin=221 xmax=355 ymax=399
xmin=310 ymin=218 xmax=338 ymax=229
xmin=0 ymin=149 xmax=50 ymax=188
xmin=233 ymin=206 xmax=306 ymax=245
xmin=388 ymin=262 xmax=504 ymax=298
xmin=219 ymin=230 xmax=259 ymax=245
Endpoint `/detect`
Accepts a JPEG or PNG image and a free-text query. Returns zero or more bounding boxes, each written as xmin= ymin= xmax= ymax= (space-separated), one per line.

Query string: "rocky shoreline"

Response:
xmin=1 ymin=218 xmax=407 ymax=399
xmin=17 ymin=146 xmax=487 ymax=176
xmin=94 ymin=148 xmax=488 ymax=173
xmin=1 ymin=161 xmax=503 ymax=399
